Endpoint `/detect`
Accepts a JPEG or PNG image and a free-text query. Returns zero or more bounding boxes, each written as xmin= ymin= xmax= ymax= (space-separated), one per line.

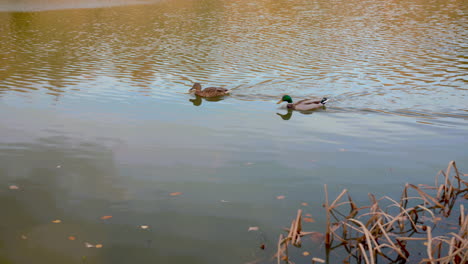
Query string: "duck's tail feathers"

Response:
xmin=321 ymin=97 xmax=329 ymax=104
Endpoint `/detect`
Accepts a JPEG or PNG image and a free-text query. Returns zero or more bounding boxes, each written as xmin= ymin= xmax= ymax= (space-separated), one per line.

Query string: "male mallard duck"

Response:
xmin=189 ymin=83 xmax=230 ymax=98
xmin=277 ymin=95 xmax=328 ymax=111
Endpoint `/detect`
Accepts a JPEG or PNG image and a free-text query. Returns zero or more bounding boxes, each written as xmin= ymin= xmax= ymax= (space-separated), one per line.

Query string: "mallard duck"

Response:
xmin=277 ymin=95 xmax=328 ymax=111
xmin=189 ymin=83 xmax=230 ymax=98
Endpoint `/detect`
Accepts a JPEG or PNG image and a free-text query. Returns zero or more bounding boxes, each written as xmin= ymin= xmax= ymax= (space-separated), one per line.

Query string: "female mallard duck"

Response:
xmin=189 ymin=83 xmax=230 ymax=98
xmin=277 ymin=95 xmax=328 ymax=111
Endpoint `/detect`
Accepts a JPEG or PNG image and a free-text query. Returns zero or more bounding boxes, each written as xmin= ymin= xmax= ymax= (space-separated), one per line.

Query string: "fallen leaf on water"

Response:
xmin=305 ymin=213 xmax=312 ymax=217
xmin=21 ymin=235 xmax=28 ymax=240
xmin=303 ymin=217 xmax=315 ymax=223
xmin=9 ymin=185 xmax=19 ymax=190
xmin=331 ymin=223 xmax=340 ymax=232
xmin=140 ymin=225 xmax=149 ymax=229
xmin=339 ymin=148 xmax=347 ymax=152
xmin=95 ymin=244 xmax=103 ymax=248
xmin=52 ymin=219 xmax=62 ymax=223
xmin=245 ymin=162 xmax=254 ymax=166
xmin=260 ymin=244 xmax=265 ymax=250
xmin=100 ymin=215 xmax=113 ymax=220
xmin=85 ymin=242 xmax=94 ymax=248
xmin=68 ymin=236 xmax=76 ymax=241
xmin=312 ymin=257 xmax=325 ymax=263
xmin=423 ymin=242 xmax=428 ymax=246
xmin=302 ymin=251 xmax=310 ymax=256
xmin=276 ymin=195 xmax=285 ymax=200
xmin=56 ymin=165 xmax=62 ymax=168
xmin=170 ymin=192 xmax=182 ymax=196
xmin=309 ymin=232 xmax=325 ymax=243
xmin=301 ymin=202 xmax=308 ymax=206
xmin=248 ymin=226 xmax=259 ymax=231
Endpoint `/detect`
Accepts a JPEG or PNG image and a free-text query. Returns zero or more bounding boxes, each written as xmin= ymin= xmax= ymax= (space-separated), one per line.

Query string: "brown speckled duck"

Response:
xmin=277 ymin=95 xmax=328 ymax=111
xmin=189 ymin=83 xmax=230 ymax=98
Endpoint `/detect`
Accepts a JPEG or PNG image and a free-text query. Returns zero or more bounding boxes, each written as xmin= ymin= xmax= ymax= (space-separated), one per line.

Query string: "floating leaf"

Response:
xmin=310 ymin=232 xmax=325 ymax=243
xmin=312 ymin=257 xmax=325 ymax=263
xmin=339 ymin=148 xmax=347 ymax=152
xmin=170 ymin=192 xmax=182 ymax=196
xmin=305 ymin=213 xmax=312 ymax=217
xmin=301 ymin=202 xmax=308 ymax=206
xmin=100 ymin=215 xmax=113 ymax=220
xmin=21 ymin=235 xmax=28 ymax=240
xmin=9 ymin=185 xmax=19 ymax=190
xmin=68 ymin=236 xmax=76 ymax=241
xmin=276 ymin=195 xmax=285 ymax=200
xmin=95 ymin=244 xmax=103 ymax=248
xmin=302 ymin=251 xmax=310 ymax=256
xmin=260 ymin=244 xmax=265 ymax=250
xmin=248 ymin=226 xmax=259 ymax=231
xmin=245 ymin=162 xmax=254 ymax=166
xmin=85 ymin=242 xmax=94 ymax=248
xmin=303 ymin=217 xmax=315 ymax=223
xmin=52 ymin=219 xmax=62 ymax=223
xmin=56 ymin=165 xmax=62 ymax=168
xmin=140 ymin=225 xmax=149 ymax=229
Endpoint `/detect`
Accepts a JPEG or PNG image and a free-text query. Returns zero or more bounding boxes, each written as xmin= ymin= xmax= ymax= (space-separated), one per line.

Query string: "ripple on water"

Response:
xmin=0 ymin=0 xmax=466 ymax=121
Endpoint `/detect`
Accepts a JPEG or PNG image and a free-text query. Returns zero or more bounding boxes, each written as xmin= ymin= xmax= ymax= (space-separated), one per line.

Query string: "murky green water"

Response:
xmin=0 ymin=0 xmax=467 ymax=263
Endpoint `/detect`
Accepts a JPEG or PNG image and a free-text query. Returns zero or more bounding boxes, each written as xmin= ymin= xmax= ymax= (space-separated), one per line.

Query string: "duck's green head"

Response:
xmin=277 ymin=95 xmax=293 ymax=104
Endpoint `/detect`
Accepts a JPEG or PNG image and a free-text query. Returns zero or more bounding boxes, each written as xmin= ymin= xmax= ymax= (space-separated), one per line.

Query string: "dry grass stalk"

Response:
xmin=279 ymin=161 xmax=467 ymax=264
xmin=324 ymin=184 xmax=331 ymax=247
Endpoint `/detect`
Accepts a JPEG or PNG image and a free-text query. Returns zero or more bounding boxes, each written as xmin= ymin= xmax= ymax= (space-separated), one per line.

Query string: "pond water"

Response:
xmin=0 ymin=0 xmax=467 ymax=263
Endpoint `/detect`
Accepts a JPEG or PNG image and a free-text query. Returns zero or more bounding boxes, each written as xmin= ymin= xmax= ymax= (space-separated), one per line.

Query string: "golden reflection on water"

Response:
xmin=0 ymin=0 xmax=467 ymax=120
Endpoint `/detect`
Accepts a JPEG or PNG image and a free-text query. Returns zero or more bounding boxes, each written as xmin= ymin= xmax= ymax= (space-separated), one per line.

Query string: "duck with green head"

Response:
xmin=277 ymin=95 xmax=328 ymax=111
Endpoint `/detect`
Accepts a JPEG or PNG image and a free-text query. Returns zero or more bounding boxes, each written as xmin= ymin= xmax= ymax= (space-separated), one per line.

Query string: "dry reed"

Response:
xmin=276 ymin=161 xmax=467 ymax=263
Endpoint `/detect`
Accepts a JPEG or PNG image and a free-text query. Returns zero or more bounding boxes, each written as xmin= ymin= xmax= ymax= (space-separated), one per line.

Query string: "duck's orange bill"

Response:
xmin=276 ymin=99 xmax=283 ymax=104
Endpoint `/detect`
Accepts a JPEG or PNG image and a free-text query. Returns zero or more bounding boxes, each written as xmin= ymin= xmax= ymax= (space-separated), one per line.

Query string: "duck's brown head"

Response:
xmin=189 ymin=83 xmax=202 ymax=93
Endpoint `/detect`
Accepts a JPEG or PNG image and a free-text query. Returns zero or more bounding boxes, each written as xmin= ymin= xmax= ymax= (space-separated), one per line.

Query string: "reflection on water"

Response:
xmin=276 ymin=108 xmax=325 ymax=121
xmin=189 ymin=95 xmax=225 ymax=106
xmin=0 ymin=0 xmax=466 ymax=120
xmin=276 ymin=109 xmax=294 ymax=121
xmin=0 ymin=0 xmax=467 ymax=263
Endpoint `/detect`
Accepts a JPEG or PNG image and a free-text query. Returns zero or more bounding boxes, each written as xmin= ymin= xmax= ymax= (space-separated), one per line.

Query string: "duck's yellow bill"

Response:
xmin=276 ymin=99 xmax=283 ymax=104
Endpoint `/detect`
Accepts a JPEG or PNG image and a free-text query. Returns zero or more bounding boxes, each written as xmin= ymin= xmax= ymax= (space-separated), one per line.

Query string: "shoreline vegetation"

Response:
xmin=277 ymin=161 xmax=467 ymax=264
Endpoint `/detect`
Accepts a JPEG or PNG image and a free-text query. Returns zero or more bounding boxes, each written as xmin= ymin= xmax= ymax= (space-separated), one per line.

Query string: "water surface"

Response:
xmin=0 ymin=0 xmax=467 ymax=263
